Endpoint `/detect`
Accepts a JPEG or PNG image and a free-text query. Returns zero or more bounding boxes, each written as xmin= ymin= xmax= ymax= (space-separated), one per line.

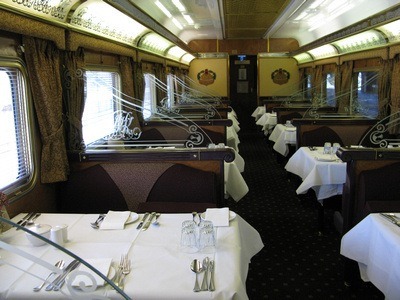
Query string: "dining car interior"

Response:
xmin=2 ymin=0 xmax=400 ymax=298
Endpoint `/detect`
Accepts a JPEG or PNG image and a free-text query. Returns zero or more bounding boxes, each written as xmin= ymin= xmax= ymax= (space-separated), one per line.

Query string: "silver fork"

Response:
xmin=118 ymin=254 xmax=131 ymax=289
xmin=33 ymin=260 xmax=65 ymax=292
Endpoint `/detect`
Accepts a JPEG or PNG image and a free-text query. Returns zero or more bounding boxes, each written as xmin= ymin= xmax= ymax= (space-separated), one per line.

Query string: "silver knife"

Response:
xmin=380 ymin=213 xmax=400 ymax=226
xmin=16 ymin=212 xmax=34 ymax=225
xmin=136 ymin=213 xmax=149 ymax=229
xmin=17 ymin=212 xmax=36 ymax=230
xmin=142 ymin=212 xmax=156 ymax=231
xmin=45 ymin=259 xmax=80 ymax=291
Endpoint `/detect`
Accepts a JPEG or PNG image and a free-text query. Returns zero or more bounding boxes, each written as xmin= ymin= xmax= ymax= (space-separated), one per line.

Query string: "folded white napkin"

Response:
xmin=205 ymin=207 xmax=230 ymax=227
xmin=71 ymin=258 xmax=113 ymax=287
xmin=99 ymin=211 xmax=131 ymax=230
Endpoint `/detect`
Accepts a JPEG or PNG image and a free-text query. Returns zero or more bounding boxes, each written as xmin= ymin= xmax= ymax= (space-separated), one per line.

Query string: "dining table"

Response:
xmin=341 ymin=213 xmax=400 ymax=299
xmin=256 ymin=112 xmax=277 ymax=135
xmin=268 ymin=123 xmax=296 ymax=157
xmin=284 ymin=146 xmax=347 ymax=201
xmin=251 ymin=106 xmax=266 ymax=121
xmin=0 ymin=211 xmax=263 ymax=300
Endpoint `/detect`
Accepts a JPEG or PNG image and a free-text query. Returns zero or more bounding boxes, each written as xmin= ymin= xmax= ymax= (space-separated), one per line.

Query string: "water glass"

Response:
xmin=198 ymin=227 xmax=216 ymax=253
xmin=182 ymin=220 xmax=196 ymax=229
xmin=199 ymin=220 xmax=213 ymax=230
xmin=180 ymin=227 xmax=198 ymax=253
xmin=323 ymin=142 xmax=332 ymax=154
xmin=332 ymin=143 xmax=340 ymax=154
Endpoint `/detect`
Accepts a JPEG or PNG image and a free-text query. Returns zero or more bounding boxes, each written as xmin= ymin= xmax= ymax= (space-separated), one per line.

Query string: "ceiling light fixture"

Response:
xmin=183 ymin=14 xmax=194 ymax=25
xmin=172 ymin=17 xmax=183 ymax=29
xmin=155 ymin=1 xmax=172 ymax=18
xmin=172 ymin=0 xmax=186 ymax=12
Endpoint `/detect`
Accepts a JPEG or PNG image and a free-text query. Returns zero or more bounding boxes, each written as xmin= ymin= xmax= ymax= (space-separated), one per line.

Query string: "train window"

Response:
xmin=303 ymin=73 xmax=312 ymax=100
xmin=82 ymin=70 xmax=121 ymax=145
xmin=325 ymin=73 xmax=336 ymax=106
xmin=143 ymin=73 xmax=157 ymax=119
xmin=0 ymin=64 xmax=33 ymax=194
xmin=353 ymin=71 xmax=379 ymax=117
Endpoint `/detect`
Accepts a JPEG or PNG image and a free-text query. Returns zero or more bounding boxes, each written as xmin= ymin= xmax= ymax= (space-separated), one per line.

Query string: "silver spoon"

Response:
xmin=192 ymin=212 xmax=198 ymax=225
xmin=200 ymin=257 xmax=209 ymax=291
xmin=152 ymin=213 xmax=161 ymax=226
xmin=90 ymin=214 xmax=105 ymax=229
xmin=33 ymin=260 xmax=65 ymax=292
xmin=26 ymin=213 xmax=41 ymax=227
xmin=190 ymin=259 xmax=202 ymax=292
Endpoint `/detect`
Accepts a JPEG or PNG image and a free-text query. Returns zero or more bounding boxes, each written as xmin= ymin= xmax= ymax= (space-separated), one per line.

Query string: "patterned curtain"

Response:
xmin=378 ymin=58 xmax=392 ymax=119
xmin=389 ymin=55 xmax=400 ymax=134
xmin=62 ymin=48 xmax=85 ymax=151
xmin=298 ymin=68 xmax=305 ymax=91
xmin=337 ymin=61 xmax=354 ymax=113
xmin=154 ymin=63 xmax=166 ymax=106
xmin=312 ymin=65 xmax=323 ymax=105
xmin=119 ymin=56 xmax=142 ymax=126
xmin=23 ymin=36 xmax=69 ymax=183
xmin=133 ymin=61 xmax=144 ymax=101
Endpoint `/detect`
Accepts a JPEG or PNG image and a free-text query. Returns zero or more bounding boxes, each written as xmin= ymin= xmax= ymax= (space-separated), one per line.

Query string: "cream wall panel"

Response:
xmin=259 ymin=57 xmax=299 ymax=96
xmin=189 ymin=58 xmax=228 ymax=97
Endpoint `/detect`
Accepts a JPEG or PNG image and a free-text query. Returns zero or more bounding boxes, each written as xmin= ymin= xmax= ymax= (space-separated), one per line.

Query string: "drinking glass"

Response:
xmin=199 ymin=220 xmax=213 ymax=230
xmin=332 ymin=143 xmax=340 ymax=154
xmin=198 ymin=227 xmax=216 ymax=253
xmin=182 ymin=220 xmax=196 ymax=229
xmin=323 ymin=142 xmax=331 ymax=154
xmin=180 ymin=227 xmax=198 ymax=253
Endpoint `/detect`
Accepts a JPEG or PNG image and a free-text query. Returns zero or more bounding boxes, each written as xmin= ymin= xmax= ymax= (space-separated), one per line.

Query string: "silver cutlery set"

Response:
xmin=380 ymin=213 xmax=400 ymax=226
xmin=115 ymin=254 xmax=131 ymax=289
xmin=43 ymin=259 xmax=81 ymax=292
xmin=191 ymin=257 xmax=215 ymax=292
xmin=16 ymin=212 xmax=41 ymax=229
xmin=136 ymin=212 xmax=161 ymax=230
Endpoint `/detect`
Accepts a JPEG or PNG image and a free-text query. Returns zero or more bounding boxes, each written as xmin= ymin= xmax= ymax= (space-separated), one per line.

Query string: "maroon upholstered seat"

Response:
xmin=356 ymin=162 xmax=400 ymax=223
xmin=57 ymin=164 xmax=128 ymax=213
xmin=136 ymin=202 xmax=216 ymax=213
xmin=301 ymin=126 xmax=344 ymax=147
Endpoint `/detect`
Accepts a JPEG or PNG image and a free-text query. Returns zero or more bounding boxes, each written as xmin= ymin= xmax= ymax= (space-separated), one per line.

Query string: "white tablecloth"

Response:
xmin=285 ymin=147 xmax=346 ymax=201
xmin=227 ymin=126 xmax=240 ymax=152
xmin=228 ymin=112 xmax=240 ymax=133
xmin=251 ymin=106 xmax=265 ymax=121
xmin=0 ymin=212 xmax=263 ymax=300
xmin=341 ymin=213 xmax=400 ymax=299
xmin=269 ymin=124 xmax=296 ymax=156
xmin=224 ymin=148 xmax=248 ymax=201
xmin=256 ymin=113 xmax=277 ymax=134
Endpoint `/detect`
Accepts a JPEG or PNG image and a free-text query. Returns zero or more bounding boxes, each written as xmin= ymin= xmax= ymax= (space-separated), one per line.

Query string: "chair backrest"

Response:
xmin=280 ymin=112 xmax=303 ymax=124
xmin=301 ymin=126 xmax=344 ymax=147
xmin=357 ymin=162 xmax=400 ymax=218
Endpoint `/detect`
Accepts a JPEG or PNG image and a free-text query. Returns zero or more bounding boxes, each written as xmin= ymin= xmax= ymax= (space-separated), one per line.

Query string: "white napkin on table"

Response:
xmin=99 ymin=211 xmax=130 ymax=230
xmin=205 ymin=207 xmax=230 ymax=227
xmin=71 ymin=258 xmax=113 ymax=287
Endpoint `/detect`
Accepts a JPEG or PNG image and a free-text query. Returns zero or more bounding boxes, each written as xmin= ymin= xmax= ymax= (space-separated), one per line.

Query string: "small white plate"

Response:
xmin=315 ymin=157 xmax=336 ymax=162
xmin=125 ymin=212 xmax=139 ymax=225
xmin=201 ymin=211 xmax=236 ymax=221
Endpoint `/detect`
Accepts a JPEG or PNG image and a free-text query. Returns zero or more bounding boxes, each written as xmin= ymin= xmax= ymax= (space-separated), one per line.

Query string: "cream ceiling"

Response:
xmin=130 ymin=0 xmax=400 ymax=46
xmin=2 ymin=0 xmax=400 ymax=63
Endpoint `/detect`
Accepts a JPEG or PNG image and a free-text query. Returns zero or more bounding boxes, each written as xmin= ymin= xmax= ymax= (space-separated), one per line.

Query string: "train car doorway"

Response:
xmin=229 ymin=54 xmax=257 ymax=130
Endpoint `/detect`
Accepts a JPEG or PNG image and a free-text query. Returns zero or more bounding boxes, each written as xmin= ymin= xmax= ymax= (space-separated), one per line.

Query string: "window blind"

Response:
xmin=0 ymin=67 xmax=32 ymax=191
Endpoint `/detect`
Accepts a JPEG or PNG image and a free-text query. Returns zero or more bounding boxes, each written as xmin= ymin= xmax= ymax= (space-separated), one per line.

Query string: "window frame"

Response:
xmin=82 ymin=67 xmax=122 ymax=147
xmin=351 ymin=67 xmax=379 ymax=118
xmin=0 ymin=57 xmax=36 ymax=200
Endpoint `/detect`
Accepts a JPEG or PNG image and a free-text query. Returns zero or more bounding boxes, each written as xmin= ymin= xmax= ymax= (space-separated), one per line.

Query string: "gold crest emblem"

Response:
xmin=271 ymin=68 xmax=290 ymax=85
xmin=197 ymin=69 xmax=216 ymax=86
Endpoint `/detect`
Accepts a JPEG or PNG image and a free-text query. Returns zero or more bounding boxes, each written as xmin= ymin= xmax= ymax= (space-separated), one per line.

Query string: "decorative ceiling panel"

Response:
xmin=222 ymin=0 xmax=290 ymax=39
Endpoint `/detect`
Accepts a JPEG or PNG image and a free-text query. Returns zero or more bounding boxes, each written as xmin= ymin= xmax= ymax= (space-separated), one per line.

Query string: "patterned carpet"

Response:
xmin=227 ymin=129 xmax=384 ymax=299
